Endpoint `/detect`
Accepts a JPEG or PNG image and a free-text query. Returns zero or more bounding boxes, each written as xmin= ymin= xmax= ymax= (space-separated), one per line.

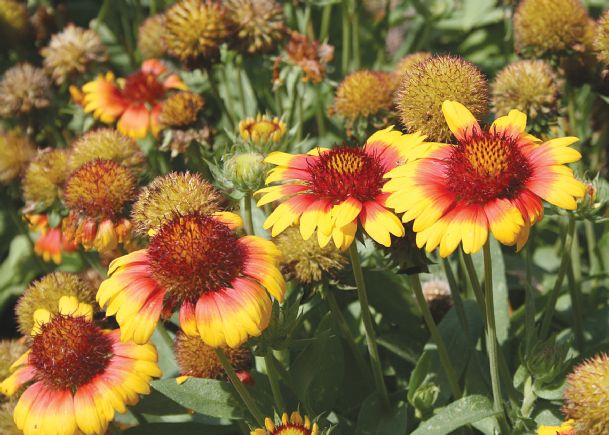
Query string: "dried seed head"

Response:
xmin=138 ymin=14 xmax=167 ymax=59
xmin=514 ymin=0 xmax=591 ymax=57
xmin=332 ymin=70 xmax=396 ymax=120
xmin=396 ymin=55 xmax=488 ymax=142
xmin=491 ymin=60 xmax=561 ymax=121
xmin=563 ymin=353 xmax=609 ymax=433
xmin=0 ymin=129 xmax=36 ymax=184
xmin=0 ymin=64 xmax=51 ymax=118
xmin=158 ymin=91 xmax=205 ymax=128
xmin=226 ymin=0 xmax=285 ymax=54
xmin=22 ymin=148 xmax=70 ymax=208
xmin=41 ymin=24 xmax=107 ymax=85
xmin=132 ymin=172 xmax=223 ymax=235
xmin=15 ymin=272 xmax=96 ymax=335
xmin=275 ymin=227 xmax=347 ymax=284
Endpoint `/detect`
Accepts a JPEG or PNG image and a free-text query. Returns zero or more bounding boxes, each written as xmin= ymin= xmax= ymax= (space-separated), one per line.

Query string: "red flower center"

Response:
xmin=122 ymin=71 xmax=166 ymax=104
xmin=148 ymin=213 xmax=245 ymax=305
xmin=308 ymin=147 xmax=385 ymax=204
xmin=64 ymin=159 xmax=136 ymax=219
xmin=30 ymin=314 xmax=113 ymax=390
xmin=445 ymin=127 xmax=532 ymax=204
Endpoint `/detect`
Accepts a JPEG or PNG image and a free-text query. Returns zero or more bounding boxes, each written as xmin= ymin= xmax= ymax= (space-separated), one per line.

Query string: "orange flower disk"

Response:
xmin=383 ymin=101 xmax=586 ymax=257
xmin=97 ymin=211 xmax=285 ymax=348
xmin=256 ymin=127 xmax=426 ymax=249
xmin=82 ymin=59 xmax=186 ymax=139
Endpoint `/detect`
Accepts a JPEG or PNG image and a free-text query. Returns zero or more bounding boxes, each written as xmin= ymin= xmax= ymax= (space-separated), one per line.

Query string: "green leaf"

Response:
xmin=411 ymin=395 xmax=498 ymax=435
xmin=354 ymin=395 xmax=408 ymax=435
xmin=291 ymin=334 xmax=345 ymax=413
xmin=151 ymin=378 xmax=247 ymax=420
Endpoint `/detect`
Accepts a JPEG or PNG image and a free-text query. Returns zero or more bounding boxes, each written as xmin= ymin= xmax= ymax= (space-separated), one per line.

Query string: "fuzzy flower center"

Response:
xmin=308 ymin=147 xmax=385 ymax=204
xmin=122 ymin=71 xmax=166 ymax=104
xmin=64 ymin=159 xmax=136 ymax=219
xmin=30 ymin=315 xmax=112 ymax=390
xmin=148 ymin=213 xmax=245 ymax=304
xmin=445 ymin=128 xmax=532 ymax=204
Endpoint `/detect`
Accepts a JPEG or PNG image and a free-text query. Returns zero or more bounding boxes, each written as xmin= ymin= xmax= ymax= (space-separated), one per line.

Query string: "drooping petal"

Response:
xmin=441 ymin=100 xmax=480 ymax=141
xmin=117 ymin=104 xmax=151 ymax=139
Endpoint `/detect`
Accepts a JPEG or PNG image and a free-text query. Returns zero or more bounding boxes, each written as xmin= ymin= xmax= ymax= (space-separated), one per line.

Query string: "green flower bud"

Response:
xmin=223 ymin=152 xmax=267 ymax=191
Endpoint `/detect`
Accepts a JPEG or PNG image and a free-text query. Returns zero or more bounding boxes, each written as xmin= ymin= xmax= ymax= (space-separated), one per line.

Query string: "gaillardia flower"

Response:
xmin=162 ymin=0 xmax=235 ymax=66
xmin=226 ymin=0 xmax=285 ymax=54
xmin=285 ymin=31 xmax=334 ymax=83
xmin=257 ymin=127 xmax=425 ymax=249
xmin=0 ymin=296 xmax=161 ymax=435
xmin=536 ymin=420 xmax=574 ymax=435
xmin=0 ymin=64 xmax=51 ymax=118
xmin=97 ymin=211 xmax=285 ymax=347
xmin=251 ymin=411 xmax=319 ymax=435
xmin=82 ymin=59 xmax=186 ymax=139
xmin=240 ymin=114 xmax=287 ymax=146
xmin=514 ymin=0 xmax=590 ymax=57
xmin=0 ymin=129 xmax=36 ymax=184
xmin=62 ymin=158 xmax=136 ymax=253
xmin=174 ymin=331 xmax=252 ymax=383
xmin=384 ymin=101 xmax=586 ymax=257
xmin=15 ymin=272 xmax=97 ymax=335
xmin=41 ymin=24 xmax=107 ymax=86
xmin=563 ymin=353 xmax=609 ymax=433
xmin=26 ymin=214 xmax=76 ymax=265
xmin=396 ymin=55 xmax=488 ymax=142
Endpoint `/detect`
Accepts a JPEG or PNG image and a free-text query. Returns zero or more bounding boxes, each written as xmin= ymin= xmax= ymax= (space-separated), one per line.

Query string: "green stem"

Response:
xmin=350 ymin=0 xmax=360 ymax=70
xmin=341 ymin=0 xmax=351 ymax=74
xmin=461 ymin=251 xmax=485 ymax=313
xmin=264 ymin=350 xmax=285 ymax=413
xmin=566 ymin=260 xmax=584 ymax=352
xmin=215 ymin=348 xmax=265 ymax=426
xmin=296 ymin=82 xmax=304 ymax=142
xmin=539 ymin=215 xmax=576 ymax=340
xmin=482 ymin=242 xmax=509 ymax=433
xmin=319 ymin=3 xmax=332 ymax=41
xmin=324 ymin=286 xmax=372 ymax=383
xmin=286 ymin=77 xmax=300 ymax=131
xmin=524 ymin=239 xmax=536 ymax=355
xmin=348 ymin=243 xmax=390 ymax=409
xmin=243 ymin=193 xmax=255 ymax=236
xmin=409 ymin=274 xmax=462 ymax=399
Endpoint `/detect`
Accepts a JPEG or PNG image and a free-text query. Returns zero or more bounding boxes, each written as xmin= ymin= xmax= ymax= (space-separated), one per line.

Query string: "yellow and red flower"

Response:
xmin=26 ymin=214 xmax=76 ymax=265
xmin=97 ymin=211 xmax=285 ymax=348
xmin=383 ymin=100 xmax=586 ymax=257
xmin=0 ymin=295 xmax=160 ymax=435
xmin=256 ymin=127 xmax=426 ymax=250
xmin=251 ymin=411 xmax=319 ymax=435
xmin=82 ymin=59 xmax=186 ymax=139
xmin=536 ymin=420 xmax=574 ymax=435
xmin=62 ymin=159 xmax=136 ymax=253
